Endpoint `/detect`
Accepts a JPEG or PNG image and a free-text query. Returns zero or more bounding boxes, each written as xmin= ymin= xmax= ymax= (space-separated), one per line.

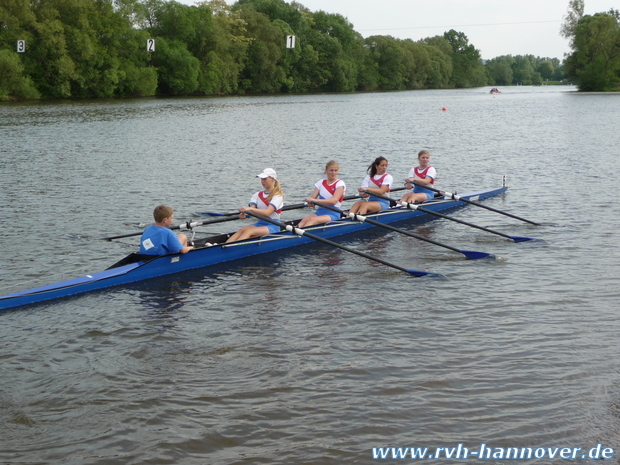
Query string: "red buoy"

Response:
xmin=441 ymin=107 xmax=447 ymax=111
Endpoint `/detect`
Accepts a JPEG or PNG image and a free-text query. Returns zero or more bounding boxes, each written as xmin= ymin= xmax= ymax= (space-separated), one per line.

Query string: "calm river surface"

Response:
xmin=1 ymin=87 xmax=619 ymax=464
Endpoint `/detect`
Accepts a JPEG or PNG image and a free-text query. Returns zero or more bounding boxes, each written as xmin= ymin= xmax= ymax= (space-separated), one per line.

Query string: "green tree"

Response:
xmin=54 ymin=0 xmax=124 ymax=98
xmin=235 ymin=0 xmax=306 ymax=32
xmin=0 ymin=0 xmax=37 ymax=47
xmin=55 ymin=0 xmax=157 ymax=97
xmin=286 ymin=2 xmax=325 ymax=91
xmin=486 ymin=55 xmax=514 ymax=85
xmin=149 ymin=1 xmax=214 ymax=59
xmin=422 ymin=36 xmax=453 ymax=88
xmin=0 ymin=0 xmax=37 ymax=100
xmin=443 ymin=30 xmax=486 ymax=87
xmin=0 ymin=49 xmax=40 ymax=100
xmin=561 ymin=0 xmax=585 ymax=47
xmin=234 ymin=0 xmax=341 ymax=93
xmin=564 ymin=11 xmax=620 ymax=91
xmin=549 ymin=58 xmax=565 ymax=81
xmin=511 ymin=55 xmax=536 ymax=85
xmin=236 ymin=7 xmax=286 ymax=93
xmin=198 ymin=0 xmax=250 ymax=94
xmin=138 ymin=0 xmax=236 ymax=95
xmin=114 ymin=27 xmax=158 ymax=97
xmin=305 ymin=11 xmax=362 ymax=92
xmin=537 ymin=59 xmax=555 ymax=80
xmin=399 ymin=40 xmax=429 ymax=89
xmin=116 ymin=59 xmax=158 ymax=96
xmin=25 ymin=4 xmax=77 ymax=98
xmin=364 ymin=35 xmax=406 ymax=90
xmin=154 ymin=37 xmax=200 ymax=95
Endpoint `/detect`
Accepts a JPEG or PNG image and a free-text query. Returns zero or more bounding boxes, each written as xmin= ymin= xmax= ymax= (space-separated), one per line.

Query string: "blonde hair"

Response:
xmin=266 ymin=179 xmax=284 ymax=202
xmin=325 ymin=160 xmax=339 ymax=172
xmin=418 ymin=150 xmax=430 ymax=158
xmin=153 ymin=205 xmax=174 ymax=223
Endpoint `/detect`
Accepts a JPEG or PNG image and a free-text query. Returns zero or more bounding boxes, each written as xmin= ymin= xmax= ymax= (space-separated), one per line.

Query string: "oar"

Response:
xmin=311 ymin=201 xmax=493 ymax=260
xmin=201 ymin=187 xmax=409 ymax=217
xmin=202 ymin=202 xmax=310 ymax=217
xmin=412 ymin=182 xmax=541 ymax=226
xmin=106 ymin=187 xmax=413 ymax=241
xmin=367 ymin=192 xmax=535 ymax=243
xmin=245 ymin=212 xmax=443 ymax=277
xmin=102 ymin=216 xmax=243 ymax=241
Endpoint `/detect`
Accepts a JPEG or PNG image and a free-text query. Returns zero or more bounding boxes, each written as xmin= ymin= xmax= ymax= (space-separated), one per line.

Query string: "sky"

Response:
xmin=179 ymin=0 xmax=616 ymax=60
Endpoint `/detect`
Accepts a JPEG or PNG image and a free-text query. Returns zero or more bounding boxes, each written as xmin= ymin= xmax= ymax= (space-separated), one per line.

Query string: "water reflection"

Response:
xmin=3 ymin=87 xmax=620 ymax=463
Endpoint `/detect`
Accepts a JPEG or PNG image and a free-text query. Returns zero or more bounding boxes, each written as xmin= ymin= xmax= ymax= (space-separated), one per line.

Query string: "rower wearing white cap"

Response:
xmin=225 ymin=168 xmax=285 ymax=243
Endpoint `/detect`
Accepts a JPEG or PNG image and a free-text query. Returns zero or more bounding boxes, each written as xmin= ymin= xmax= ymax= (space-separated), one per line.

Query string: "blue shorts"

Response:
xmin=369 ymin=196 xmax=391 ymax=210
xmin=253 ymin=220 xmax=282 ymax=234
xmin=414 ymin=187 xmax=434 ymax=200
xmin=315 ymin=207 xmax=341 ymax=221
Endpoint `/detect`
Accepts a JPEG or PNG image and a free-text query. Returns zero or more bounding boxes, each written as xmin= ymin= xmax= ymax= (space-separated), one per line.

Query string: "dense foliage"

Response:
xmin=485 ymin=55 xmax=565 ymax=86
xmin=561 ymin=0 xmax=620 ymax=91
xmin=0 ymin=0 xmax=567 ymax=100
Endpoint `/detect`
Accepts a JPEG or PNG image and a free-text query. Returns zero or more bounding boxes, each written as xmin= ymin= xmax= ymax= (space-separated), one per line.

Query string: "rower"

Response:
xmin=140 ymin=205 xmax=194 ymax=255
xmin=225 ymin=168 xmax=285 ymax=243
xmin=400 ymin=150 xmax=436 ymax=204
xmin=349 ymin=157 xmax=393 ymax=215
xmin=299 ymin=160 xmax=346 ymax=228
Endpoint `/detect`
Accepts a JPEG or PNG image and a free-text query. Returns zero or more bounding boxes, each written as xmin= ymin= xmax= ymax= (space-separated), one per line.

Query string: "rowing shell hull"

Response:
xmin=0 ymin=187 xmax=506 ymax=310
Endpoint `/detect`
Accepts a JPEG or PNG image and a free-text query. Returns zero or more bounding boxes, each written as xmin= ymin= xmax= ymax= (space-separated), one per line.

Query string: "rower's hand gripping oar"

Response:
xmin=368 ymin=192 xmax=536 ymax=243
xmin=245 ymin=212 xmax=443 ymax=277
xmin=311 ymin=201 xmax=493 ymax=260
xmin=412 ymin=182 xmax=541 ymax=226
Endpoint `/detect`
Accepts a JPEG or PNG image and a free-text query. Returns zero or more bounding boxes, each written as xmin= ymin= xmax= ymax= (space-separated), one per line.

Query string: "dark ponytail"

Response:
xmin=367 ymin=156 xmax=388 ymax=177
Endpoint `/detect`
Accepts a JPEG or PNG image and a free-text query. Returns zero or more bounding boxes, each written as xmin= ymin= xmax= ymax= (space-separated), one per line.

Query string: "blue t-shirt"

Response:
xmin=140 ymin=225 xmax=183 ymax=255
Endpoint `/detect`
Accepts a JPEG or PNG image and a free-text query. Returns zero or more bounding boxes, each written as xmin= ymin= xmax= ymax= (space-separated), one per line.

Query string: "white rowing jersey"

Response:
xmin=250 ymin=191 xmax=284 ymax=220
xmin=362 ymin=173 xmax=393 ymax=198
xmin=315 ymin=179 xmax=346 ymax=208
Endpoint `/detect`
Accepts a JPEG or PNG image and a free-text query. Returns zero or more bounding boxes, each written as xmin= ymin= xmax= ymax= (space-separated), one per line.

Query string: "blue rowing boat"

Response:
xmin=0 ymin=186 xmax=507 ymax=310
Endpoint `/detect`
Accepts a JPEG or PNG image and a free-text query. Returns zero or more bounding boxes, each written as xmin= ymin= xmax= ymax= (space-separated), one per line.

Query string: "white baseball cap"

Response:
xmin=257 ymin=168 xmax=277 ymax=180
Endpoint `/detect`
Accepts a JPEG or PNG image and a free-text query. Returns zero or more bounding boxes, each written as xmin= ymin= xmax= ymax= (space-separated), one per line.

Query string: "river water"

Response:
xmin=1 ymin=87 xmax=619 ymax=464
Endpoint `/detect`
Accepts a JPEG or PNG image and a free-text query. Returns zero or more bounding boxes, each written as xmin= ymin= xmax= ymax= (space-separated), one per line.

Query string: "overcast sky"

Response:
xmin=179 ymin=0 xmax=615 ymax=60
xmin=293 ymin=0 xmax=618 ymax=59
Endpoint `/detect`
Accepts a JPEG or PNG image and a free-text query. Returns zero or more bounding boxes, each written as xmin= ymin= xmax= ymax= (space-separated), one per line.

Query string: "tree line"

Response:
xmin=0 ymin=0 xmax=577 ymax=101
